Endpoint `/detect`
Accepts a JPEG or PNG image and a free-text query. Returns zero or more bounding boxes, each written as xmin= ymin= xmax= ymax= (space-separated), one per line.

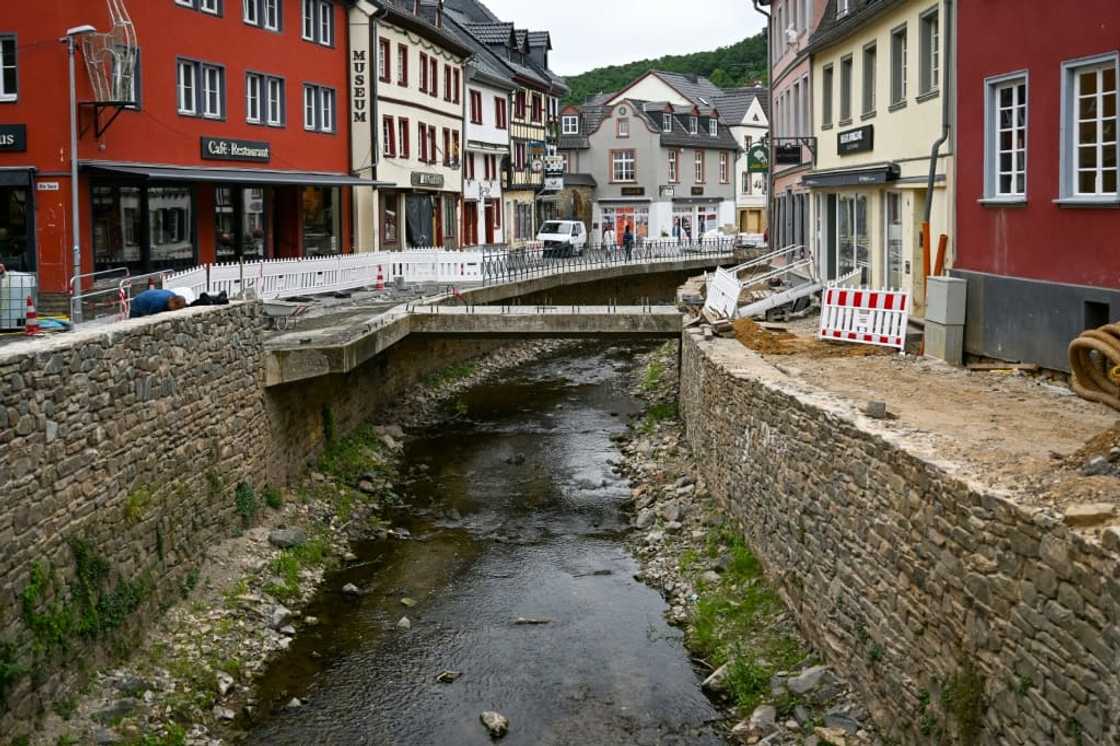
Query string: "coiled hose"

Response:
xmin=1069 ymin=323 xmax=1120 ymax=411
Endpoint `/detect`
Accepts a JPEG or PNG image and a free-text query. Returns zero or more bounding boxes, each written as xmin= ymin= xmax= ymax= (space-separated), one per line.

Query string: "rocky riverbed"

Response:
xmin=24 ymin=341 xmax=578 ymax=746
xmin=617 ymin=343 xmax=882 ymax=746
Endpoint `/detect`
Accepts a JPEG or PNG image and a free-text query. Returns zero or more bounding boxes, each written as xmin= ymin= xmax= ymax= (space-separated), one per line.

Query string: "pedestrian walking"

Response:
xmin=602 ymin=223 xmax=615 ymax=252
xmin=623 ymin=223 xmax=634 ymax=260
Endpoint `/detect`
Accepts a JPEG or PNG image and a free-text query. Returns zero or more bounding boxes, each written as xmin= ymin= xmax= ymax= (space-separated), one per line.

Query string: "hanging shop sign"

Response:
xmin=837 ymin=125 xmax=874 ymax=156
xmin=543 ymin=176 xmax=564 ymax=191
xmin=544 ymin=155 xmax=565 ymax=176
xmin=747 ymin=143 xmax=769 ymax=173
xmin=775 ymin=142 xmax=802 ymax=166
xmin=0 ymin=125 xmax=27 ymax=152
xmin=201 ymin=137 xmax=271 ymax=163
xmin=412 ymin=172 xmax=445 ymax=189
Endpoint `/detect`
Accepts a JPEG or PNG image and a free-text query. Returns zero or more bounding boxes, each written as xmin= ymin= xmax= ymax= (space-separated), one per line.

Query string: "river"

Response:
xmin=248 ymin=343 xmax=725 ymax=745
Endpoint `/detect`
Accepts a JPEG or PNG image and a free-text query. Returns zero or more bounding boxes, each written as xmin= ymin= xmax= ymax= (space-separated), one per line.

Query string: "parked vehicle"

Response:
xmin=537 ymin=221 xmax=587 ymax=258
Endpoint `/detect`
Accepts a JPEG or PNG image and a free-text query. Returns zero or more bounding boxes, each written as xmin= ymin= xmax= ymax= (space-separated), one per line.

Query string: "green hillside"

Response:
xmin=563 ymin=33 xmax=768 ymax=104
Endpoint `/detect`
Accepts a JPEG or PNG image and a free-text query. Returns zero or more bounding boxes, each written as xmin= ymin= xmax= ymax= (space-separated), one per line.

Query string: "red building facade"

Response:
xmin=955 ymin=1 xmax=1120 ymax=371
xmin=0 ymin=0 xmax=365 ymax=303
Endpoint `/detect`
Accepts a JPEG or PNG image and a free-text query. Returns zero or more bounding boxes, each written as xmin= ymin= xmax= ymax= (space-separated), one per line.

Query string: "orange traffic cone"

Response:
xmin=24 ymin=296 xmax=42 ymax=336
xmin=376 ymin=265 xmax=385 ymax=291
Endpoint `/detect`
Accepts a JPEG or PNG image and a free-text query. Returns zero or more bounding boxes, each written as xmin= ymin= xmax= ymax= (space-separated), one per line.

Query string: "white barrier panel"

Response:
xmin=703 ymin=266 xmax=742 ymax=319
xmin=818 ymin=286 xmax=910 ymax=353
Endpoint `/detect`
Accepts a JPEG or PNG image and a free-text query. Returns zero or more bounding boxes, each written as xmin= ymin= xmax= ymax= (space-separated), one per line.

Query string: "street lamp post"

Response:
xmin=62 ymin=25 xmax=96 ymax=323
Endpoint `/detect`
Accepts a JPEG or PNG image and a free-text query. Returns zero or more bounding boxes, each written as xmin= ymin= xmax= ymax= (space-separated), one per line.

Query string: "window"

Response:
xmin=301 ymin=0 xmax=333 ymax=45
xmin=263 ymin=0 xmax=280 ymax=30
xmin=419 ymin=122 xmax=428 ymax=162
xmin=429 ymin=56 xmax=437 ymax=98
xmin=984 ymin=73 xmax=1027 ymax=199
xmin=840 ymin=55 xmax=853 ymax=123
xmin=0 ymin=36 xmax=17 ymax=101
xmin=303 ymin=84 xmax=335 ymax=132
xmin=719 ymin=152 xmax=729 ymax=183
xmin=265 ymin=75 xmax=284 ymax=125
xmin=398 ymin=117 xmax=410 ymax=158
xmin=243 ymin=0 xmax=259 ymax=26
xmin=444 ymin=63 xmax=452 ymax=101
xmin=919 ymin=8 xmax=939 ymax=95
xmin=822 ymin=64 xmax=833 ymax=127
xmin=466 ymin=152 xmax=475 ymax=180
xmin=616 ymin=118 xmax=629 ymax=137
xmin=515 ymin=89 xmax=526 ymax=120
xmin=454 ymin=69 xmax=461 ymax=104
xmin=890 ymin=25 xmax=907 ymax=107
xmin=470 ymin=90 xmax=483 ymax=124
xmin=709 ymin=118 xmax=718 ymax=137
xmin=200 ymin=0 xmax=221 ymax=14
xmin=793 ymin=80 xmax=802 ymax=135
xmin=531 ymin=93 xmax=543 ymax=123
xmin=452 ymin=130 xmax=460 ymax=165
xmin=662 ymin=112 xmax=672 ymax=132
xmin=561 ymin=115 xmax=579 ymax=134
xmin=496 ymin=97 xmax=507 ymax=129
xmin=178 ymin=60 xmax=224 ymax=119
xmin=243 ymin=0 xmax=278 ymax=28
xmin=1062 ymin=56 xmax=1118 ymax=198
xmin=246 ymin=73 xmax=262 ymax=123
xmin=442 ymin=128 xmax=450 ymax=165
xmin=694 ymin=151 xmax=705 ymax=183
xmin=93 ymin=185 xmax=196 ymax=273
xmin=611 ymin=150 xmax=635 ymax=182
xmin=743 ymin=170 xmax=751 ymax=194
xmin=515 ymin=142 xmax=526 ymax=170
xmin=690 ymin=116 xmax=698 ymax=134
xmin=668 ymin=150 xmax=679 ymax=182
xmin=379 ymin=39 xmax=390 ymax=83
xmin=419 ymin=53 xmax=428 ymax=92
xmin=837 ymin=0 xmax=849 ymax=16
xmin=428 ymin=124 xmax=436 ymax=162
xmin=862 ymin=43 xmax=876 ymax=115
xmin=397 ymin=44 xmax=408 ymax=86
xmin=383 ymin=115 xmax=396 ymax=157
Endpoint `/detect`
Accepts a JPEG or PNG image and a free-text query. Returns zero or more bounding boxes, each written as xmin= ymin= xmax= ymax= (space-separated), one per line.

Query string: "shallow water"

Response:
xmin=248 ymin=344 xmax=724 ymax=745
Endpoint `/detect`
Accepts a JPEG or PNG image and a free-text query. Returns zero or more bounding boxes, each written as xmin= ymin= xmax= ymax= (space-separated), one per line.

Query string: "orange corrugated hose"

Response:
xmin=1069 ymin=323 xmax=1120 ymax=411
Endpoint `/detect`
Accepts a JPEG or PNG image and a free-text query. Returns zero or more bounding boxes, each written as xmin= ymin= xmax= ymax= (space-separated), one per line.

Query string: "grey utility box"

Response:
xmin=926 ymin=276 xmax=967 ymax=326
xmin=924 ymin=276 xmax=966 ymax=365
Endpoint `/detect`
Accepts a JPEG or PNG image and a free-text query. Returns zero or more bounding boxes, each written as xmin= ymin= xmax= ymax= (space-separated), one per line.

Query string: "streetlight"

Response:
xmin=62 ymin=24 xmax=96 ymax=322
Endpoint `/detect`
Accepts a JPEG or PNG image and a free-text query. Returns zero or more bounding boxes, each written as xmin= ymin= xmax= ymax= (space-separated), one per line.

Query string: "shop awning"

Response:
xmin=81 ymin=161 xmax=389 ymax=187
xmin=0 ymin=168 xmax=34 ymax=187
xmin=802 ymin=163 xmax=900 ymax=188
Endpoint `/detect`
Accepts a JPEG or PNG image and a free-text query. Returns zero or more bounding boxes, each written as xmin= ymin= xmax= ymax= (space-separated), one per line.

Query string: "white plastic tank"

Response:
xmin=0 ymin=270 xmax=37 ymax=330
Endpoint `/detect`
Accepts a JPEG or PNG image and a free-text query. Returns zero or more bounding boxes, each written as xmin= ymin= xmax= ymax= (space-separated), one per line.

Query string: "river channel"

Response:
xmin=248 ymin=343 xmax=725 ymax=745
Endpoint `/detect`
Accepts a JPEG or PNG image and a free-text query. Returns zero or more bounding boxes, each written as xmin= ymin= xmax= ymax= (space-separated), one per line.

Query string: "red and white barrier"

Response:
xmin=818 ymin=286 xmax=910 ymax=353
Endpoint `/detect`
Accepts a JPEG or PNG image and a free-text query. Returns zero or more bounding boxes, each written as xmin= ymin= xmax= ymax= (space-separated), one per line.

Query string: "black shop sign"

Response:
xmin=201 ymin=136 xmax=272 ymax=163
xmin=0 ymin=125 xmax=27 ymax=152
xmin=837 ymin=125 xmax=874 ymax=156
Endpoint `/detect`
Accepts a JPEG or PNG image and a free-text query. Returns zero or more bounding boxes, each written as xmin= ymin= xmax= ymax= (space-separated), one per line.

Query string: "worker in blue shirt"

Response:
xmin=129 ymin=288 xmax=187 ymax=318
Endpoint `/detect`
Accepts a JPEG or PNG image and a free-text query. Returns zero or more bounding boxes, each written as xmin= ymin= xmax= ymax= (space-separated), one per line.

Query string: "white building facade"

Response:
xmin=461 ymin=69 xmax=512 ymax=246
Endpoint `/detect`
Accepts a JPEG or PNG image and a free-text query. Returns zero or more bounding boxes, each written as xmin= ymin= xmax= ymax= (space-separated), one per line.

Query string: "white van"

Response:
xmin=537 ymin=220 xmax=587 ymax=258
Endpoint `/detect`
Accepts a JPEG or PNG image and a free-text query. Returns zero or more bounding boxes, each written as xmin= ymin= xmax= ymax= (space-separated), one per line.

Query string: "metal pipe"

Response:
xmin=923 ymin=0 xmax=953 ymax=227
xmin=752 ymin=0 xmax=773 ymax=245
xmin=67 ymin=34 xmax=82 ymax=322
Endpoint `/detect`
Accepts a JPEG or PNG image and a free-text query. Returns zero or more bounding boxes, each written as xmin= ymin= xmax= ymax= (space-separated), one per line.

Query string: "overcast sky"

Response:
xmin=479 ymin=0 xmax=768 ymax=76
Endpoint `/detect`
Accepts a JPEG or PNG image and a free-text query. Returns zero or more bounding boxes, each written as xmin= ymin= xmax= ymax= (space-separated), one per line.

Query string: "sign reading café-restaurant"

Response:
xmin=201 ymin=137 xmax=271 ymax=163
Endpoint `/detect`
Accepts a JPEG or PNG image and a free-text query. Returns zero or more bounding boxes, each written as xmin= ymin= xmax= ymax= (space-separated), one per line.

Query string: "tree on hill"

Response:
xmin=563 ymin=33 xmax=768 ymax=104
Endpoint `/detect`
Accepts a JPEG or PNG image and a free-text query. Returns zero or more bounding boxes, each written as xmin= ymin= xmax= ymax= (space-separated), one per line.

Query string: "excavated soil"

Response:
xmin=732 ymin=318 xmax=891 ymax=359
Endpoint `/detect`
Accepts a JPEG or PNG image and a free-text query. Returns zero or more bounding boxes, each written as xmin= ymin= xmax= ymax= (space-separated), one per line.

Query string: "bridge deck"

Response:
xmin=407 ymin=305 xmax=681 ymax=337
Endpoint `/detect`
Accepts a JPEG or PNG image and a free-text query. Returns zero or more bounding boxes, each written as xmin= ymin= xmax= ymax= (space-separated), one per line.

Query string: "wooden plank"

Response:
xmin=966 ymin=363 xmax=1041 ymax=372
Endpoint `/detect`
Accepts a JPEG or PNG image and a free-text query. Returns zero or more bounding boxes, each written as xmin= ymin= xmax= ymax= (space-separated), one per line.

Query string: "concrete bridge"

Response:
xmin=264 ymin=250 xmax=741 ymax=386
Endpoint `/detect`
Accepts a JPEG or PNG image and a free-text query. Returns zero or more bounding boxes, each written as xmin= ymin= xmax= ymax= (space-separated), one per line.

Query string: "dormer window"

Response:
xmin=709 ymin=118 xmax=718 ymax=137
xmin=662 ymin=113 xmax=673 ymax=133
xmin=561 ymin=115 xmax=579 ymax=135
xmin=690 ymin=116 xmax=698 ymax=134
xmin=838 ymin=0 xmax=850 ymax=17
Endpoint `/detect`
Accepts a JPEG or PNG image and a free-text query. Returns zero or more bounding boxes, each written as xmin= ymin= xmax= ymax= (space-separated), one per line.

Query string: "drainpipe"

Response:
xmin=752 ymin=0 xmax=773 ymax=243
xmin=370 ymin=2 xmax=386 ymax=250
xmin=921 ymin=0 xmax=953 ymax=290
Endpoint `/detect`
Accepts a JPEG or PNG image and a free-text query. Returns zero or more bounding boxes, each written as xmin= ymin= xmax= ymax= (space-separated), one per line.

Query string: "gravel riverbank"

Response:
xmin=617 ymin=343 xmax=882 ymax=746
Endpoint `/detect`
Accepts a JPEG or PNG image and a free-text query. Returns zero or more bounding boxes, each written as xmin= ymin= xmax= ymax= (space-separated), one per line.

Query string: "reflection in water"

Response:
xmin=250 ymin=344 xmax=725 ymax=745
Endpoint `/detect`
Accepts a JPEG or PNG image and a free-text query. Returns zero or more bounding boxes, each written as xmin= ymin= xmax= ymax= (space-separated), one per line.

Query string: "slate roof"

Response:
xmin=378 ymin=0 xmax=473 ymax=57
xmin=809 ymin=0 xmax=907 ymax=52
xmin=649 ymin=71 xmax=726 ymax=107
xmin=563 ymin=173 xmax=596 ymax=187
xmin=439 ymin=14 xmax=516 ymax=90
xmin=557 ymin=105 xmax=609 ymax=150
xmin=464 ymin=21 xmax=515 ymax=45
xmin=443 ymin=0 xmax=501 ymax=22
xmin=713 ymin=86 xmax=769 ymax=125
xmin=527 ymin=31 xmax=552 ymax=50
xmin=628 ymin=98 xmax=740 ymax=151
xmin=443 ymin=12 xmax=553 ymax=91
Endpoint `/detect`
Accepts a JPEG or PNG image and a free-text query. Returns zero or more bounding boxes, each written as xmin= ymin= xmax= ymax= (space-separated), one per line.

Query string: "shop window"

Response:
xmin=0 ymin=186 xmax=32 ymax=271
xmin=216 ymin=187 xmax=267 ymax=262
xmin=443 ymin=197 xmax=457 ymax=241
xmin=1 ymin=36 xmax=19 ymax=102
xmin=93 ymin=185 xmax=196 ymax=274
xmin=302 ymin=186 xmax=340 ymax=256
xmin=383 ymin=195 xmax=399 ymax=245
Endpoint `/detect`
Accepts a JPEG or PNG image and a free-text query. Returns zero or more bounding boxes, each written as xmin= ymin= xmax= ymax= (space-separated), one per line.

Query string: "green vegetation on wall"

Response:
xmin=564 ymin=33 xmax=768 ymax=104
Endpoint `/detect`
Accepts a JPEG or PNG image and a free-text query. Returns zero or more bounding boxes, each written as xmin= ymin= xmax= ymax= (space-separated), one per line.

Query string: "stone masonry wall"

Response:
xmin=0 ymin=304 xmax=272 ymax=725
xmin=679 ymin=330 xmax=1120 ymax=744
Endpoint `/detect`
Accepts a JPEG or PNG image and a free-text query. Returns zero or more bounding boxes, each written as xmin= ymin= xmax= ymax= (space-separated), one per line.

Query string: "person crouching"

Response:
xmin=129 ymin=288 xmax=189 ymax=319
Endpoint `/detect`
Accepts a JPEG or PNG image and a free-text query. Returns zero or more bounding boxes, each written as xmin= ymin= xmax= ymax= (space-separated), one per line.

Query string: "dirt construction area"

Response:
xmin=730 ymin=316 xmax=1120 ymax=519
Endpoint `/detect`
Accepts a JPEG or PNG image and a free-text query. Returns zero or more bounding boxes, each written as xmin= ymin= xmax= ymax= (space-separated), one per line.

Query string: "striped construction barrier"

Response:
xmin=819 ymin=286 xmax=910 ymax=353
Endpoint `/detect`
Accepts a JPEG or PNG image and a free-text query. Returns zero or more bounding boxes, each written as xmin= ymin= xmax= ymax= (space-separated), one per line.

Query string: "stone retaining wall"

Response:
xmin=0 ymin=304 xmax=272 ymax=724
xmin=679 ymin=330 xmax=1120 ymax=744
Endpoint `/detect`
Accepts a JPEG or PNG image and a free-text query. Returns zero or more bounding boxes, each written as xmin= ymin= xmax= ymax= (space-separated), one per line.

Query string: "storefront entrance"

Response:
xmin=215 ymin=186 xmax=268 ymax=262
xmin=601 ymin=205 xmax=650 ymax=241
xmin=0 ymin=181 xmax=32 ymax=272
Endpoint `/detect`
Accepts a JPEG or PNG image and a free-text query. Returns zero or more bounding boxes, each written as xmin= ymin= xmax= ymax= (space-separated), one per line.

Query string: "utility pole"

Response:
xmin=63 ymin=25 xmax=96 ymax=322
xmin=750 ymin=1 xmax=773 ymax=243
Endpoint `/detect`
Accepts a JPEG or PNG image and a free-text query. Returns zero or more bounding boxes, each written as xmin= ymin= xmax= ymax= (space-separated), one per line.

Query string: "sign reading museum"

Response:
xmin=200 ymin=137 xmax=272 ymax=163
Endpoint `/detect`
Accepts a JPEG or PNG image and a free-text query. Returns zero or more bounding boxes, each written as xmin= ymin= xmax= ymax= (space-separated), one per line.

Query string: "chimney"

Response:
xmin=437 ymin=0 xmax=444 ymax=28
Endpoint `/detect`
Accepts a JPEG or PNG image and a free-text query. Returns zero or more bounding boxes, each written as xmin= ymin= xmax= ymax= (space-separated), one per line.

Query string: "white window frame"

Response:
xmin=612 ymin=150 xmax=636 ymax=183
xmin=862 ymin=42 xmax=877 ymax=116
xmin=662 ymin=112 xmax=672 ymax=133
xmin=890 ymin=25 xmax=908 ymax=107
xmin=243 ymin=0 xmax=259 ymax=26
xmin=694 ymin=151 xmax=705 ymax=183
xmin=561 ymin=115 xmax=579 ymax=135
xmin=839 ymin=55 xmax=852 ymax=123
xmin=709 ymin=118 xmax=718 ymax=137
xmin=919 ymin=7 xmax=940 ymax=96
xmin=266 ymin=76 xmax=284 ymax=126
xmin=200 ymin=0 xmax=221 ymax=14
xmin=1059 ymin=53 xmax=1120 ymax=202
xmin=177 ymin=60 xmax=197 ymax=115
xmin=246 ymin=72 xmax=262 ymax=123
xmin=719 ymin=152 xmax=729 ymax=183
xmin=690 ymin=116 xmax=698 ymax=135
xmin=303 ymin=84 xmax=316 ymax=131
xmin=983 ymin=70 xmax=1028 ymax=201
xmin=669 ymin=150 xmax=678 ymax=182
xmin=320 ymin=87 xmax=335 ymax=132
xmin=263 ymin=0 xmax=280 ymax=30
xmin=303 ymin=84 xmax=335 ymax=133
xmin=822 ymin=63 xmax=834 ymax=127
xmin=301 ymin=0 xmax=314 ymax=40
xmin=0 ymin=35 xmax=18 ymax=102
xmin=318 ymin=0 xmax=333 ymax=47
xmin=202 ymin=64 xmax=224 ymax=119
